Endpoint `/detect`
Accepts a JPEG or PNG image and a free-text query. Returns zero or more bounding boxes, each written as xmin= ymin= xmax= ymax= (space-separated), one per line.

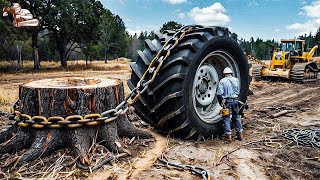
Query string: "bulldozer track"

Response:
xmin=290 ymin=62 xmax=318 ymax=83
xmin=252 ymin=65 xmax=262 ymax=81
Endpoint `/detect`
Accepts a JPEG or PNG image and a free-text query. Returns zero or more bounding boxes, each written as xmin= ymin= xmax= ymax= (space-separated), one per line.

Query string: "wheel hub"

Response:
xmin=194 ymin=64 xmax=217 ymax=107
xmin=192 ymin=50 xmax=241 ymax=124
xmin=199 ymin=78 xmax=208 ymax=94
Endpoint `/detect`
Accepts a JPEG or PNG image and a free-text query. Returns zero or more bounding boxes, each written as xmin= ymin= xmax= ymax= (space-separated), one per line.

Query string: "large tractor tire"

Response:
xmin=128 ymin=26 xmax=250 ymax=139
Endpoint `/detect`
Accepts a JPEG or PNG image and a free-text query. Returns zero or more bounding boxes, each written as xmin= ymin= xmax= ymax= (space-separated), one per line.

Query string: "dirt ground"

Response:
xmin=134 ymin=81 xmax=320 ymax=180
xmin=0 ymin=61 xmax=320 ymax=179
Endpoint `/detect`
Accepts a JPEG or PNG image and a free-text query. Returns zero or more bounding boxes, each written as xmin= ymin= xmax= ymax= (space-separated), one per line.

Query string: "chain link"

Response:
xmin=158 ymin=157 xmax=211 ymax=180
xmin=9 ymin=25 xmax=203 ymax=129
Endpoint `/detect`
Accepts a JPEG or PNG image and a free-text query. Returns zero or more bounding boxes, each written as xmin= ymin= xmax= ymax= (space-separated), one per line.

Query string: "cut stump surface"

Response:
xmin=0 ymin=77 xmax=152 ymax=167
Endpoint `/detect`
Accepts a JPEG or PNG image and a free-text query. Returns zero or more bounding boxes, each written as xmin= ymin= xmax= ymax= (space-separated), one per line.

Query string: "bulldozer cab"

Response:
xmin=280 ymin=40 xmax=304 ymax=56
xmin=270 ymin=39 xmax=306 ymax=70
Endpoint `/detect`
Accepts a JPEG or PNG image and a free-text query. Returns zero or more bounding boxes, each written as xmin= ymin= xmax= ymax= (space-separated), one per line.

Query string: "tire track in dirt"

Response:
xmin=250 ymin=86 xmax=320 ymax=107
xmin=231 ymin=149 xmax=268 ymax=179
xmin=250 ymin=89 xmax=296 ymax=105
xmin=253 ymin=86 xmax=295 ymax=97
xmin=286 ymin=89 xmax=320 ymax=106
xmin=88 ymin=130 xmax=167 ymax=180
xmin=122 ymin=130 xmax=167 ymax=179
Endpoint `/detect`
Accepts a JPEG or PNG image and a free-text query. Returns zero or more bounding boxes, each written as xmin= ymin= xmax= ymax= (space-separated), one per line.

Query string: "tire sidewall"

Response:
xmin=185 ymin=36 xmax=249 ymax=136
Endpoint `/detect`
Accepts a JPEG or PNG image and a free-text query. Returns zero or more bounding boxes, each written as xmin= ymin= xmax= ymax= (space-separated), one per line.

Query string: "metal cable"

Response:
xmin=281 ymin=128 xmax=320 ymax=149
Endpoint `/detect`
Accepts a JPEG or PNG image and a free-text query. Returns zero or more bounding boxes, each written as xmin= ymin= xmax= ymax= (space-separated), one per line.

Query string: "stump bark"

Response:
xmin=0 ymin=77 xmax=152 ymax=166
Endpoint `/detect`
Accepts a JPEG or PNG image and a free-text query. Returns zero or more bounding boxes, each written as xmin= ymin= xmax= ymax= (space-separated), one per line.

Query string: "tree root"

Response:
xmin=0 ymin=122 xmax=19 ymax=143
xmin=0 ymin=115 xmax=153 ymax=168
xmin=0 ymin=127 xmax=35 ymax=154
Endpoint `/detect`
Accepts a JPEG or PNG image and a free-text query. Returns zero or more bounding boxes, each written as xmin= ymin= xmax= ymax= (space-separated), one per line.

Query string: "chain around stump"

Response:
xmin=9 ymin=25 xmax=204 ymax=129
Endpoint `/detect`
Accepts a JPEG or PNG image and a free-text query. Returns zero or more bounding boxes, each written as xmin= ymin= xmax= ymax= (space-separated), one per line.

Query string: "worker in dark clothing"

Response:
xmin=217 ymin=67 xmax=243 ymax=142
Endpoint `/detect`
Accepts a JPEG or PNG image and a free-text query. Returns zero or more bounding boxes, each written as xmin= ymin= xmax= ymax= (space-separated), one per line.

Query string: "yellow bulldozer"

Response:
xmin=252 ymin=39 xmax=319 ymax=82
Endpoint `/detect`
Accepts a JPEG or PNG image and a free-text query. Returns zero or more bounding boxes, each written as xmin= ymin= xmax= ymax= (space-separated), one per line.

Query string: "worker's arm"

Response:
xmin=216 ymin=81 xmax=224 ymax=106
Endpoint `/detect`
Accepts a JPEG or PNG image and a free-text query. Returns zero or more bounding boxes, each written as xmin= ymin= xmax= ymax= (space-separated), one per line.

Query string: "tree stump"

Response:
xmin=0 ymin=77 xmax=152 ymax=166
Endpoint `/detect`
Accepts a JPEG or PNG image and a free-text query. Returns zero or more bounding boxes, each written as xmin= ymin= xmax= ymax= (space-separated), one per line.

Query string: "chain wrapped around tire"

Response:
xmin=128 ymin=26 xmax=250 ymax=138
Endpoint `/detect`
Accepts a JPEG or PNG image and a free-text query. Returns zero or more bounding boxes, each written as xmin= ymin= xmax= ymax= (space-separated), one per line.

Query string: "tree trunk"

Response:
xmin=104 ymin=45 xmax=108 ymax=63
xmin=59 ymin=51 xmax=65 ymax=67
xmin=56 ymin=34 xmax=68 ymax=67
xmin=85 ymin=53 xmax=88 ymax=66
xmin=16 ymin=44 xmax=21 ymax=69
xmin=32 ymin=33 xmax=40 ymax=70
xmin=60 ymin=43 xmax=68 ymax=67
xmin=0 ymin=77 xmax=152 ymax=167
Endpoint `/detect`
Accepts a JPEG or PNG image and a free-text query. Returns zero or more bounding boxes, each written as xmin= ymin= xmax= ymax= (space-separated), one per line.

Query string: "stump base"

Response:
xmin=0 ymin=77 xmax=152 ymax=167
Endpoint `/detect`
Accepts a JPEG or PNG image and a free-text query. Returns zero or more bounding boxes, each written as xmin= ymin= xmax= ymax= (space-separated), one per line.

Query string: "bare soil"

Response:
xmin=0 ymin=61 xmax=319 ymax=179
xmin=135 ymin=80 xmax=320 ymax=180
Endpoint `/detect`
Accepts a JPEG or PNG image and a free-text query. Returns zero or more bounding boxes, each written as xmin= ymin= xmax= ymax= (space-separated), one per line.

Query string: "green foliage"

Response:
xmin=2 ymin=0 xmax=319 ymax=68
xmin=108 ymin=15 xmax=129 ymax=58
xmin=160 ymin=21 xmax=183 ymax=32
xmin=98 ymin=9 xmax=129 ymax=61
xmin=138 ymin=31 xmax=155 ymax=50
xmin=127 ymin=20 xmax=182 ymax=60
xmin=240 ymin=28 xmax=320 ymax=59
xmin=17 ymin=0 xmax=104 ymax=66
xmin=240 ymin=38 xmax=277 ymax=60
xmin=38 ymin=34 xmax=56 ymax=60
xmin=298 ymin=28 xmax=320 ymax=56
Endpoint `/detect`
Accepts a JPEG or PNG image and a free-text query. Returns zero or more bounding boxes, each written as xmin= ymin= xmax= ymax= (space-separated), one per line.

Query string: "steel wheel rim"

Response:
xmin=192 ymin=50 xmax=241 ymax=124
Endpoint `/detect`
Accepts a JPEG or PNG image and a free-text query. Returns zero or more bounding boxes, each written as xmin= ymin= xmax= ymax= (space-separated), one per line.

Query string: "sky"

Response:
xmin=100 ymin=0 xmax=320 ymax=41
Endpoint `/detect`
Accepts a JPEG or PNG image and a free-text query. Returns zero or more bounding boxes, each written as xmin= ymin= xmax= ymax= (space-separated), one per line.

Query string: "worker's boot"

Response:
xmin=224 ymin=134 xmax=232 ymax=142
xmin=236 ymin=132 xmax=243 ymax=141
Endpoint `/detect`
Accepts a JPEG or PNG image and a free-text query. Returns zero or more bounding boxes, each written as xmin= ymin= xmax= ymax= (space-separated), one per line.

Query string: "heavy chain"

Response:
xmin=10 ymin=25 xmax=203 ymax=129
xmin=281 ymin=128 xmax=320 ymax=149
xmin=127 ymin=25 xmax=201 ymax=105
xmin=158 ymin=158 xmax=211 ymax=180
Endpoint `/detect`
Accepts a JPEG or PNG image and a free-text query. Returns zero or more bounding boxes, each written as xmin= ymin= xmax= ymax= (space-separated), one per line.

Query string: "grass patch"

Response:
xmin=0 ymin=58 xmax=131 ymax=112
xmin=0 ymin=88 xmax=18 ymax=113
xmin=0 ymin=58 xmax=131 ymax=74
